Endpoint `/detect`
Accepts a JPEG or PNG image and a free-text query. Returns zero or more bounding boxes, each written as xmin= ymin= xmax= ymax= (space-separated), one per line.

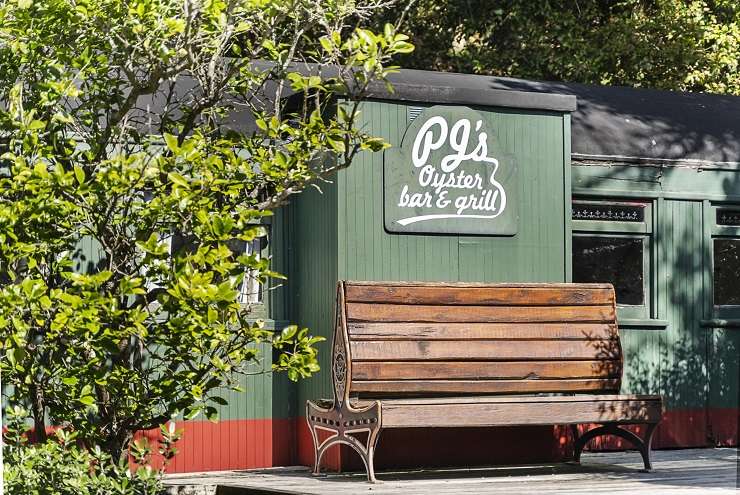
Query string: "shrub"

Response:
xmin=3 ymin=406 xmax=179 ymax=495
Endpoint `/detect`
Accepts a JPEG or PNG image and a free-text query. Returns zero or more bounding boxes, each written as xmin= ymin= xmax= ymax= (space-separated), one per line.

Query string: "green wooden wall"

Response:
xmin=285 ymin=176 xmax=339 ymax=413
xmin=287 ymin=99 xmax=572 ymax=411
xmin=279 ymin=100 xmax=740 ymax=452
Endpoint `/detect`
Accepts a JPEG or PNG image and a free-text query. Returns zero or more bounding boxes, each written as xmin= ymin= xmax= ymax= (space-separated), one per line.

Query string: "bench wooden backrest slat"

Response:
xmin=331 ymin=281 xmax=622 ymax=402
xmin=348 ymin=322 xmax=618 ymax=340
xmin=345 ymin=285 xmax=615 ymax=306
xmin=346 ymin=303 xmax=614 ymax=323
xmin=351 ymin=379 xmax=620 ymax=395
xmin=351 ymin=360 xmax=622 ymax=380
xmin=349 ymin=340 xmax=620 ymax=361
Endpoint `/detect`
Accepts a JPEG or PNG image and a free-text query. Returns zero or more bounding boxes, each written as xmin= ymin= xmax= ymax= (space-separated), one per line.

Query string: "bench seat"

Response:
xmin=387 ymin=395 xmax=658 ymax=427
xmin=314 ymin=394 xmax=662 ymax=427
xmin=306 ymin=281 xmax=664 ymax=482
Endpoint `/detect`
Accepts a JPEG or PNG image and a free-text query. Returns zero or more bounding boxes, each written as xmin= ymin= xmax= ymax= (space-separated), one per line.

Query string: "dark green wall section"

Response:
xmin=710 ymin=329 xmax=740 ymax=410
xmin=573 ymin=162 xmax=740 ymax=202
xmin=210 ymin=343 xmax=272 ymax=421
xmin=286 ymin=179 xmax=339 ymax=413
xmin=574 ymin=161 xmax=740 ymax=445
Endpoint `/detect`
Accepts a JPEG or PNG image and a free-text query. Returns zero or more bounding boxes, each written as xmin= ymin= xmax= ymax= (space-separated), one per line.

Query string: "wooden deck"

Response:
xmin=165 ymin=448 xmax=738 ymax=494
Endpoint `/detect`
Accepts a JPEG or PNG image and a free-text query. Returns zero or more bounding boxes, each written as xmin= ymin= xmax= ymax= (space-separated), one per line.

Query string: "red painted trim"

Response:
xmin=296 ymin=417 xmax=342 ymax=471
xmin=136 ymin=418 xmax=294 ymax=473
xmin=708 ymin=407 xmax=739 ymax=447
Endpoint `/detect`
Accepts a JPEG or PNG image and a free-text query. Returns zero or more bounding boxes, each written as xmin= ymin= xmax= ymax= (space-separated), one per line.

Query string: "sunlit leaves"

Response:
xmin=380 ymin=0 xmax=740 ymax=95
xmin=3 ymin=406 xmax=168 ymax=494
xmin=0 ymin=0 xmax=412 ymax=468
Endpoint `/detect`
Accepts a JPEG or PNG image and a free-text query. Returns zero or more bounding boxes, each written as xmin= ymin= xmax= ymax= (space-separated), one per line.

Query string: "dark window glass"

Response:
xmin=572 ymin=202 xmax=645 ymax=222
xmin=573 ymin=236 xmax=644 ymax=306
xmin=716 ymin=209 xmax=740 ymax=226
xmin=713 ymin=239 xmax=740 ymax=305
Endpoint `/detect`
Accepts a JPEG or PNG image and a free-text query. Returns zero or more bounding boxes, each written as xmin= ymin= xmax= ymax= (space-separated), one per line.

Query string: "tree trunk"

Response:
xmin=30 ymin=383 xmax=47 ymax=443
xmin=106 ymin=429 xmax=135 ymax=466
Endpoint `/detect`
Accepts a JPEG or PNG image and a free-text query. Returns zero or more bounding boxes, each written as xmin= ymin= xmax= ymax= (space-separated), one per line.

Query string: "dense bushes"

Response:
xmin=3 ymin=406 xmax=179 ymax=495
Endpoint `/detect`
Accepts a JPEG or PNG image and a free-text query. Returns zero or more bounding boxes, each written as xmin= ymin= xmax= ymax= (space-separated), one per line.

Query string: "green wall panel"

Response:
xmin=337 ymin=101 xmax=568 ymax=285
xmin=288 ymin=179 xmax=338 ymax=414
xmin=582 ymin=197 xmax=710 ymax=411
xmin=654 ymin=200 xmax=707 ymax=412
xmin=210 ymin=342 xmax=272 ymax=421
xmin=573 ymin=163 xmax=740 ymax=202
xmin=709 ymin=329 xmax=740 ymax=409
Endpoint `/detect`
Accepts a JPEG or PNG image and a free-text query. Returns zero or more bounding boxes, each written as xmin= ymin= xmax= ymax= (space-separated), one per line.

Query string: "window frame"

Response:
xmin=709 ymin=203 xmax=740 ymax=319
xmin=237 ymin=234 xmax=269 ymax=308
xmin=144 ymin=221 xmax=271 ymax=318
xmin=572 ymin=199 xmax=655 ymax=320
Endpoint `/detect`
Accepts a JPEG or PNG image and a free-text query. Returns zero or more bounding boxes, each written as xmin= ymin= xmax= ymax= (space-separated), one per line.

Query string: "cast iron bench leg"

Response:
xmin=306 ymin=400 xmax=382 ymax=482
xmin=572 ymin=422 xmax=659 ymax=471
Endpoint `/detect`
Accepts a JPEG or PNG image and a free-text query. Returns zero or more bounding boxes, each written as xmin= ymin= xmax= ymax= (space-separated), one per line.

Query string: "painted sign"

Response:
xmin=384 ymin=106 xmax=518 ymax=235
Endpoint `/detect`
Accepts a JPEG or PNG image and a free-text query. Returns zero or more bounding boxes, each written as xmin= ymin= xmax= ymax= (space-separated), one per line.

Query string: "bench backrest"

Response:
xmin=330 ymin=281 xmax=622 ymax=404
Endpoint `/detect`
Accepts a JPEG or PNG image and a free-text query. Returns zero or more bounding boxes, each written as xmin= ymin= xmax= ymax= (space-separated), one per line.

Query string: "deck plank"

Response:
xmin=164 ymin=448 xmax=738 ymax=494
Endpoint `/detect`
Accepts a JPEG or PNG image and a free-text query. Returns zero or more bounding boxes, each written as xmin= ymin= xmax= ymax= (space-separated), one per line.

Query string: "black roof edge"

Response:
xmin=275 ymin=63 xmax=577 ymax=113
xmin=367 ymin=80 xmax=577 ymax=113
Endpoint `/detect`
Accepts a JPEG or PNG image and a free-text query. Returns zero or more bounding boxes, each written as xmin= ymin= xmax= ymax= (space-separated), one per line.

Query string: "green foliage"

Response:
xmin=382 ymin=0 xmax=740 ymax=94
xmin=0 ymin=0 xmax=412 ymax=463
xmin=4 ymin=406 xmax=169 ymax=495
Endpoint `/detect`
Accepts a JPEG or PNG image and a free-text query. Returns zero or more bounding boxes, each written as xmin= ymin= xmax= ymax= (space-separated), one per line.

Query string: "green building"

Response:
xmin=165 ymin=69 xmax=740 ymax=473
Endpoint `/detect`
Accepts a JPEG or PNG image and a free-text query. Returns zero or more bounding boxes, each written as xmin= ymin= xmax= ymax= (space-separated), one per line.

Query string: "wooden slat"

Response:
xmin=380 ymin=398 xmax=663 ymax=428
xmin=351 ymin=379 xmax=620 ymax=395
xmin=347 ymin=322 xmax=618 ymax=341
xmin=351 ymin=360 xmax=621 ymax=381
xmin=346 ymin=303 xmax=615 ymax=323
xmin=345 ymin=285 xmax=614 ymax=306
xmin=349 ymin=340 xmax=620 ymax=361
xmin=374 ymin=394 xmax=663 ymax=405
xmin=346 ymin=281 xmax=614 ymax=289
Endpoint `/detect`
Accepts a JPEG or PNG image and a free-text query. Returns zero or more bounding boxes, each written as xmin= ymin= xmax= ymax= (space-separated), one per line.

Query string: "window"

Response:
xmin=145 ymin=231 xmax=267 ymax=306
xmin=236 ymin=237 xmax=264 ymax=305
xmin=572 ymin=199 xmax=653 ymax=319
xmin=713 ymin=238 xmax=740 ymax=306
xmin=711 ymin=205 xmax=740 ymax=315
xmin=573 ymin=236 xmax=644 ymax=305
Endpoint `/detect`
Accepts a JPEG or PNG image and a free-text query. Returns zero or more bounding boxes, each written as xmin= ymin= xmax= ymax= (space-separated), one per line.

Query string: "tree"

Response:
xmin=0 ymin=0 xmax=412 ymax=462
xmin=379 ymin=0 xmax=740 ymax=94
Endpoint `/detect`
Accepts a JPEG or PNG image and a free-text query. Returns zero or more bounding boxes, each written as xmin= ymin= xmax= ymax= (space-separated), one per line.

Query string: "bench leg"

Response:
xmin=365 ymin=428 xmax=381 ymax=483
xmin=573 ymin=423 xmax=658 ymax=471
xmin=306 ymin=417 xmax=325 ymax=476
xmin=306 ymin=400 xmax=381 ymax=482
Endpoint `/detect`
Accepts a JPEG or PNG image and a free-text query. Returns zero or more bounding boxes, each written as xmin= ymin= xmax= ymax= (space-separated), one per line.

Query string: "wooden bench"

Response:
xmin=306 ymin=281 xmax=663 ymax=482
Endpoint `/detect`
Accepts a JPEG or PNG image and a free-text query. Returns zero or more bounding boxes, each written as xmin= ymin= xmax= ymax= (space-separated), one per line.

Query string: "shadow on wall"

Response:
xmin=487 ymin=77 xmax=740 ymax=163
xmin=571 ymin=130 xmax=740 ymax=449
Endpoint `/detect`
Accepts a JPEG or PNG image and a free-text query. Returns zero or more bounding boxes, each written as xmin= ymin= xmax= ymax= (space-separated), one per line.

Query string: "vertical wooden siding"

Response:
xmin=337 ymin=101 xmax=568 ymax=285
xmin=620 ymin=200 xmax=708 ymax=402
xmin=652 ymin=200 xmax=708 ymax=446
xmin=288 ymin=179 xmax=339 ymax=415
